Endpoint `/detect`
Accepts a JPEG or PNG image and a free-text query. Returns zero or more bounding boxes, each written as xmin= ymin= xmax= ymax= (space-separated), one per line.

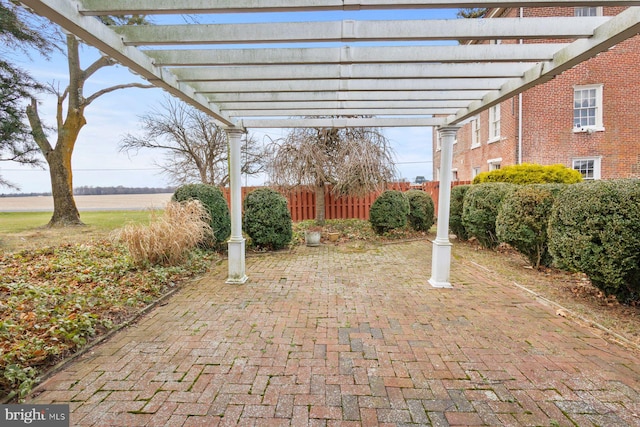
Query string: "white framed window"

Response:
xmin=488 ymin=105 xmax=500 ymax=142
xmin=573 ymin=84 xmax=604 ymax=132
xmin=452 ymin=169 xmax=458 ymax=181
xmin=488 ymin=158 xmax=502 ymax=171
xmin=471 ymin=117 xmax=481 ymax=148
xmin=575 ymin=7 xmax=602 ymax=16
xmin=472 ymin=166 xmax=481 ymax=178
xmin=572 ymin=157 xmax=601 ymax=180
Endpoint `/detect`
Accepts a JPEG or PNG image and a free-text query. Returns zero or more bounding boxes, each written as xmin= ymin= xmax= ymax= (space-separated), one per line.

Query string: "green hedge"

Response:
xmin=473 ymin=163 xmax=582 ymax=185
xmin=496 ymin=184 xmax=565 ymax=268
xmin=405 ymin=190 xmax=435 ymax=232
xmin=462 ymin=183 xmax=517 ymax=249
xmin=172 ymin=184 xmax=230 ymax=248
xmin=548 ymin=179 xmax=640 ymax=303
xmin=449 ymin=184 xmax=471 ymax=240
xmin=369 ymin=190 xmax=410 ymax=234
xmin=243 ymin=188 xmax=292 ymax=250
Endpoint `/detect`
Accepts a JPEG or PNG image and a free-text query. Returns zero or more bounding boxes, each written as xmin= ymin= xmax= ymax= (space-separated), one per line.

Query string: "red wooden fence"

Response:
xmin=222 ymin=181 xmax=471 ymax=222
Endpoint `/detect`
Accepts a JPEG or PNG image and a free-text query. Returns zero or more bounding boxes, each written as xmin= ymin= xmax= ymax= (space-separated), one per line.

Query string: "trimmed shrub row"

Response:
xmin=548 ymin=180 xmax=640 ymax=303
xmin=369 ymin=190 xmax=435 ymax=235
xmin=462 ymin=183 xmax=516 ymax=249
xmin=452 ymin=179 xmax=640 ymax=304
xmin=243 ymin=188 xmax=292 ymax=250
xmin=473 ymin=163 xmax=582 ymax=185
xmin=172 ymin=184 xmax=293 ymax=251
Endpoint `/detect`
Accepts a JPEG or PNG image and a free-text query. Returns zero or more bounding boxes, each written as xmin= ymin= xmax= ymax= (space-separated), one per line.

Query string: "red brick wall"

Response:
xmin=445 ymin=7 xmax=640 ymax=180
xmin=521 ymin=34 xmax=640 ymax=178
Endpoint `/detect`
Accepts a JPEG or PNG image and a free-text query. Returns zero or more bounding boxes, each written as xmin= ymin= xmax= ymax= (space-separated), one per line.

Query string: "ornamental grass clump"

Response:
xmin=117 ymin=200 xmax=211 ymax=266
xmin=172 ymin=183 xmax=231 ymax=249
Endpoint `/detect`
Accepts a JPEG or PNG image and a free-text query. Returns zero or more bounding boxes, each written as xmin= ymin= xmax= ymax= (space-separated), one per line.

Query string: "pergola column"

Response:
xmin=429 ymin=125 xmax=461 ymax=288
xmin=224 ymin=127 xmax=248 ymax=284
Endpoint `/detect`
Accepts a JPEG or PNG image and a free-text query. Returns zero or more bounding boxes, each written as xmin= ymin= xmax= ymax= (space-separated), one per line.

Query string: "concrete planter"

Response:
xmin=304 ymin=230 xmax=321 ymax=247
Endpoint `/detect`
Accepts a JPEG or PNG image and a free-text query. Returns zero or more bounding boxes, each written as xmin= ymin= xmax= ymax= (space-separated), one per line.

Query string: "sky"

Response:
xmin=0 ymin=8 xmax=458 ymax=195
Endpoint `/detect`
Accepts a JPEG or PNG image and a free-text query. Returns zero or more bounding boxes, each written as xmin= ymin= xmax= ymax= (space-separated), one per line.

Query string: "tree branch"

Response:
xmin=25 ymin=98 xmax=53 ymax=155
xmin=82 ymin=55 xmax=117 ymax=81
xmin=85 ymin=83 xmax=155 ymax=106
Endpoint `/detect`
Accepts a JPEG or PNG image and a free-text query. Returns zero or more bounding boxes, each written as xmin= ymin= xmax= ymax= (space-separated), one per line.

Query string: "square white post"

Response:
xmin=429 ymin=126 xmax=460 ymax=288
xmin=224 ymin=128 xmax=248 ymax=284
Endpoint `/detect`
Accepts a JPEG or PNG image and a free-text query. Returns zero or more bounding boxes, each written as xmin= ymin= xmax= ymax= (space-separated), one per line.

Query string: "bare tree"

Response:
xmin=120 ymin=96 xmax=265 ymax=187
xmin=266 ymin=123 xmax=397 ymax=225
xmin=25 ymin=15 xmax=154 ymax=227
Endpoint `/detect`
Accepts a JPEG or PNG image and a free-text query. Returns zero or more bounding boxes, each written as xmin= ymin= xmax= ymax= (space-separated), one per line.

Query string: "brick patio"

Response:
xmin=30 ymin=240 xmax=640 ymax=426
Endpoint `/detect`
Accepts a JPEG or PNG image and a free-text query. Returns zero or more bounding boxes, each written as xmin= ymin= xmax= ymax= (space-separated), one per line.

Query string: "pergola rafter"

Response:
xmin=21 ymin=0 xmax=640 ymax=285
xmin=78 ymin=0 xmax=640 ymax=15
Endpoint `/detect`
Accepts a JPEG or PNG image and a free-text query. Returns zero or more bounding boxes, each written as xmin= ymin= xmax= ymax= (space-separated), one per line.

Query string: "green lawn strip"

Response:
xmin=0 ymin=211 xmax=158 ymax=234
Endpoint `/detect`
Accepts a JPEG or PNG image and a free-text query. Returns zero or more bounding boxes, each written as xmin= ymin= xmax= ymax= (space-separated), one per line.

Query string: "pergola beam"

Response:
xmin=218 ymin=100 xmax=470 ymax=110
xmin=207 ymin=90 xmax=488 ymax=103
xmin=115 ymin=18 xmax=608 ymax=46
xmin=225 ymin=108 xmax=459 ymax=117
xmin=190 ymin=78 xmax=509 ymax=93
xmin=79 ymin=0 xmax=640 ymax=15
xmin=145 ymin=44 xmax=566 ymax=66
xmin=170 ymin=63 xmax=532 ymax=82
xmin=238 ymin=117 xmax=446 ymax=128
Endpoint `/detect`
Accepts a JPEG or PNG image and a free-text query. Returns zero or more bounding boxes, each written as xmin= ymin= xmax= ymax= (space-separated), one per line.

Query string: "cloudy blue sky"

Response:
xmin=2 ymin=8 xmax=459 ymax=194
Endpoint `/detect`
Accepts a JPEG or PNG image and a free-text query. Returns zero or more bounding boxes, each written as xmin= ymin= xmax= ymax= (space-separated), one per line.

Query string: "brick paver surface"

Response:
xmin=31 ymin=241 xmax=640 ymax=426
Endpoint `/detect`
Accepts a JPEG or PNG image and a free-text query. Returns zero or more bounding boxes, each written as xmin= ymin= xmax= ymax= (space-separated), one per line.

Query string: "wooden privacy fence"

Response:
xmin=222 ymin=181 xmax=471 ymax=222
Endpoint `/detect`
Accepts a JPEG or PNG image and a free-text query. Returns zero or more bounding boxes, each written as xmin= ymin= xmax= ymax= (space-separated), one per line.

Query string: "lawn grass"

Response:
xmin=0 ymin=211 xmax=158 ymax=234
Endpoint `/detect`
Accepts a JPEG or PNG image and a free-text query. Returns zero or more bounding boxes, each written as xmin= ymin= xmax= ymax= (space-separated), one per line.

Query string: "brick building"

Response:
xmin=433 ymin=7 xmax=640 ymax=181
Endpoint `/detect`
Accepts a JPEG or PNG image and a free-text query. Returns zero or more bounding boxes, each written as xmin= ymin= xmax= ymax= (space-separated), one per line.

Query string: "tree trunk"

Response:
xmin=46 ymin=148 xmax=82 ymax=227
xmin=315 ymin=182 xmax=326 ymax=226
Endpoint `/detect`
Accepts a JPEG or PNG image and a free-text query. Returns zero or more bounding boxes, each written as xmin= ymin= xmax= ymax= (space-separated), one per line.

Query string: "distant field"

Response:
xmin=0 ymin=193 xmax=173 ymax=212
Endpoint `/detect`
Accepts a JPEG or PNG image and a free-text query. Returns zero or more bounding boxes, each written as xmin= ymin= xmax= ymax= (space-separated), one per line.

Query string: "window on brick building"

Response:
xmin=488 ymin=105 xmax=500 ymax=142
xmin=488 ymin=158 xmax=502 ymax=171
xmin=572 ymin=157 xmax=601 ymax=180
xmin=452 ymin=169 xmax=459 ymax=181
xmin=472 ymin=167 xmax=481 ymax=178
xmin=471 ymin=117 xmax=481 ymax=148
xmin=573 ymin=84 xmax=604 ymax=132
xmin=574 ymin=7 xmax=602 ymax=16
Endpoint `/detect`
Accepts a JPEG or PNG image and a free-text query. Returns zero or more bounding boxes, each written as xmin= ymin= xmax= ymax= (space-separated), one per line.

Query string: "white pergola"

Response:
xmin=22 ymin=0 xmax=640 ymax=286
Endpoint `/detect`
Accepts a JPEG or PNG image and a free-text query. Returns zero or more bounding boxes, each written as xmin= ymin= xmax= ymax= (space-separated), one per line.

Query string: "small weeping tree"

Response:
xmin=266 ymin=122 xmax=397 ymax=225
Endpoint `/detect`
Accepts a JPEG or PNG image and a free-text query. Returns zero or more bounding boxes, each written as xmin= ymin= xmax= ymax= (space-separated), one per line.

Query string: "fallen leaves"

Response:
xmin=0 ymin=240 xmax=213 ymax=401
